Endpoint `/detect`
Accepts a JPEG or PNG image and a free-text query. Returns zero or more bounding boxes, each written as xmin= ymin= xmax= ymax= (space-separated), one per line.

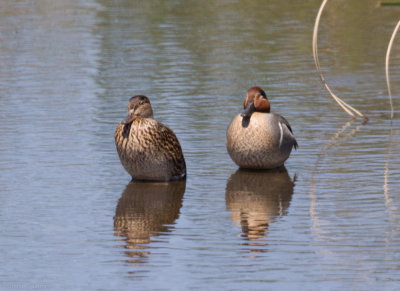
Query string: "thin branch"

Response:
xmin=312 ymin=0 xmax=368 ymax=121
xmin=385 ymin=20 xmax=400 ymax=120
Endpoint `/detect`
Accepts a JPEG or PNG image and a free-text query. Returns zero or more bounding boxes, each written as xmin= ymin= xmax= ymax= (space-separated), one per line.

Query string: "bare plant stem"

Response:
xmin=312 ymin=0 xmax=368 ymax=121
xmin=385 ymin=20 xmax=400 ymax=120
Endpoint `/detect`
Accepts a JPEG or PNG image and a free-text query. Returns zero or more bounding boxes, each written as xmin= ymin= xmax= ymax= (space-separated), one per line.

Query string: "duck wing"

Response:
xmin=151 ymin=122 xmax=187 ymax=177
xmin=278 ymin=115 xmax=298 ymax=150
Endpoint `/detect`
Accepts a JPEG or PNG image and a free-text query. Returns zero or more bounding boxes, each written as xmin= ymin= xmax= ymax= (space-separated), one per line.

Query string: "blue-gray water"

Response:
xmin=1 ymin=0 xmax=400 ymax=289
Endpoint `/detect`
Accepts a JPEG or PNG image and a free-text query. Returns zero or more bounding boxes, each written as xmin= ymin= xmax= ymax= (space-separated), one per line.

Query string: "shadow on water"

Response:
xmin=225 ymin=167 xmax=295 ymax=251
xmin=114 ymin=181 xmax=186 ymax=264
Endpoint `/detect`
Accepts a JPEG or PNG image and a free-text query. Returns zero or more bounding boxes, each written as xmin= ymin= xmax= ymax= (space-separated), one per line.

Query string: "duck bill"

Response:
xmin=241 ymin=101 xmax=256 ymax=118
xmin=122 ymin=112 xmax=134 ymax=124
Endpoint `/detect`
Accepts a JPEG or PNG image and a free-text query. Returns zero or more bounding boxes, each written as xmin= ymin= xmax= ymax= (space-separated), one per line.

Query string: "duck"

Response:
xmin=114 ymin=95 xmax=186 ymax=181
xmin=226 ymin=86 xmax=298 ymax=169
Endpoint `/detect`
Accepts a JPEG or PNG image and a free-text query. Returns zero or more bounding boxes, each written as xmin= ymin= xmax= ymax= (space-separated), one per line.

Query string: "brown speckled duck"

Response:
xmin=226 ymin=87 xmax=298 ymax=169
xmin=115 ymin=95 xmax=186 ymax=181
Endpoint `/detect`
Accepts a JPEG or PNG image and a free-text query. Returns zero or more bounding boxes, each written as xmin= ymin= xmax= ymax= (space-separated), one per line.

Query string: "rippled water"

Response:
xmin=1 ymin=0 xmax=400 ymax=289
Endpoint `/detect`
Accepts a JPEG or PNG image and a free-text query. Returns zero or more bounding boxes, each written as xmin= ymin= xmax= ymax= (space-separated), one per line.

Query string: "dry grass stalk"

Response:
xmin=385 ymin=20 xmax=400 ymax=120
xmin=312 ymin=0 xmax=368 ymax=121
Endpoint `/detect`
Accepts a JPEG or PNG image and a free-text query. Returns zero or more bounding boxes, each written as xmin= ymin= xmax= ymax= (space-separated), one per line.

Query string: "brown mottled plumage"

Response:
xmin=115 ymin=95 xmax=186 ymax=181
xmin=226 ymin=87 xmax=298 ymax=169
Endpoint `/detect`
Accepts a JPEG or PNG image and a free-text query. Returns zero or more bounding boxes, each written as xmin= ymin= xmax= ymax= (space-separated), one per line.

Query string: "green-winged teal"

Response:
xmin=226 ymin=87 xmax=298 ymax=169
xmin=115 ymin=95 xmax=186 ymax=181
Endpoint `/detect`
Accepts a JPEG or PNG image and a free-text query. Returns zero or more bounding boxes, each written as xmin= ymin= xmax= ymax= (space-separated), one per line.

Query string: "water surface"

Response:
xmin=1 ymin=0 xmax=400 ymax=289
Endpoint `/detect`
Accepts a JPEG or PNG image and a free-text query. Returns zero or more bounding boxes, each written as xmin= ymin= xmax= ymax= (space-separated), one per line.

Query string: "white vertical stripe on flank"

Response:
xmin=278 ymin=122 xmax=284 ymax=148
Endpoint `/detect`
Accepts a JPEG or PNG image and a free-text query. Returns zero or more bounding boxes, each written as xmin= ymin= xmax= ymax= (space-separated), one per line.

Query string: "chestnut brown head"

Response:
xmin=241 ymin=87 xmax=270 ymax=118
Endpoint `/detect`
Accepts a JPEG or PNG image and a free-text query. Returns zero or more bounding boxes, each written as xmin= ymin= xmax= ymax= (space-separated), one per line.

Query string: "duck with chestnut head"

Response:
xmin=226 ymin=87 xmax=298 ymax=169
xmin=115 ymin=95 xmax=186 ymax=181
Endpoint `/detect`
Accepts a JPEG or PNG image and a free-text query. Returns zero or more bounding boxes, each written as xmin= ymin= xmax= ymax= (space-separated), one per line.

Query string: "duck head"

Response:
xmin=122 ymin=95 xmax=154 ymax=124
xmin=241 ymin=87 xmax=270 ymax=118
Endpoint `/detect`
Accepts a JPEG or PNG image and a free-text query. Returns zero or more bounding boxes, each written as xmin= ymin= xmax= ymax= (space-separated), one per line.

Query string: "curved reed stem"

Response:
xmin=312 ymin=0 xmax=368 ymax=121
xmin=385 ymin=20 xmax=400 ymax=120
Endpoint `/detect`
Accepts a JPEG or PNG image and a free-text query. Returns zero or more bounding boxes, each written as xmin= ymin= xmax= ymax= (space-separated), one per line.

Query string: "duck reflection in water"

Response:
xmin=226 ymin=167 xmax=295 ymax=249
xmin=114 ymin=181 xmax=185 ymax=264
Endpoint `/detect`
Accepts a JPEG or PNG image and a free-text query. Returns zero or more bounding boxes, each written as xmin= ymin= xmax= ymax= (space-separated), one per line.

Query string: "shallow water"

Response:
xmin=1 ymin=0 xmax=400 ymax=289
